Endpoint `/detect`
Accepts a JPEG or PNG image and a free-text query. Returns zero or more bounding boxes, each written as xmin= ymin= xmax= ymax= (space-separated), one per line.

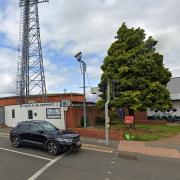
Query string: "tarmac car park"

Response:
xmin=0 ymin=125 xmax=179 ymax=180
xmin=0 ymin=127 xmax=117 ymax=180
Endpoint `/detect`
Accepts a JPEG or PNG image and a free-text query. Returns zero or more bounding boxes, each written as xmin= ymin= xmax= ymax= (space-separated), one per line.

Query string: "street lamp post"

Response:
xmin=74 ymin=52 xmax=87 ymax=128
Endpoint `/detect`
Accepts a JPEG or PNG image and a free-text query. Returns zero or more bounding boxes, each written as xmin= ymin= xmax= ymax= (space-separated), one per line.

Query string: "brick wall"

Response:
xmin=66 ymin=106 xmax=151 ymax=129
xmin=71 ymin=128 xmax=123 ymax=140
xmin=0 ymin=94 xmax=84 ymax=106
xmin=0 ymin=98 xmax=17 ymax=106
xmin=134 ymin=111 xmax=148 ymax=121
xmin=120 ymin=108 xmax=148 ymax=121
xmin=66 ymin=106 xmax=102 ymax=128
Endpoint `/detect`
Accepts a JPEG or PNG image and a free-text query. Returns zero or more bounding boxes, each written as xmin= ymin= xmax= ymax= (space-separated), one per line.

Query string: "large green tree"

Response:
xmin=98 ymin=23 xmax=172 ymax=115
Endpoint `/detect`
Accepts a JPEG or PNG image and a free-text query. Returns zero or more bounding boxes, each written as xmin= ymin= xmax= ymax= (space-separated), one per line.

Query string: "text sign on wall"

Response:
xmin=124 ymin=116 xmax=134 ymax=124
xmin=46 ymin=108 xmax=61 ymax=119
xmin=22 ymin=102 xmax=60 ymax=108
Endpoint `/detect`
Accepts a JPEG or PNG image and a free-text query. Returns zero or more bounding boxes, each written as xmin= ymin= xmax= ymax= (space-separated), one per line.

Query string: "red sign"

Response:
xmin=124 ymin=116 xmax=134 ymax=124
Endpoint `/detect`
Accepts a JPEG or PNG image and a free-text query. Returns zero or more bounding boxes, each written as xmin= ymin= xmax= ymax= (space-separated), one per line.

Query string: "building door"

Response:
xmin=0 ymin=107 xmax=5 ymax=124
xmin=28 ymin=110 xmax=33 ymax=119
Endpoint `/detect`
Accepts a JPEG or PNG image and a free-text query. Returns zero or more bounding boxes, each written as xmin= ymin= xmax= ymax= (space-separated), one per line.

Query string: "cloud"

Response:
xmin=43 ymin=58 xmax=71 ymax=93
xmin=0 ymin=0 xmax=180 ymax=96
xmin=0 ymin=48 xmax=17 ymax=94
xmin=39 ymin=0 xmax=180 ymax=76
xmin=0 ymin=0 xmax=19 ymax=46
xmin=86 ymin=58 xmax=103 ymax=79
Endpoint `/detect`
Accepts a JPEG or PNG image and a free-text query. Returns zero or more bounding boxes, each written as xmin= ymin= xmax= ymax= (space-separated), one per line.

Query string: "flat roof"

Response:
xmin=0 ymin=93 xmax=83 ymax=100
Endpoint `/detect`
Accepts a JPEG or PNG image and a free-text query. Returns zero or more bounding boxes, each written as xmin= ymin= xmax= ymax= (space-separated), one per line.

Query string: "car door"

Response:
xmin=29 ymin=124 xmax=47 ymax=146
xmin=18 ymin=123 xmax=31 ymax=142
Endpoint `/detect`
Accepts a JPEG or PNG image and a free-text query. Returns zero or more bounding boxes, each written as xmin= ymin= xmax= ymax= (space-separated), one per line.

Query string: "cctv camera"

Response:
xmin=74 ymin=52 xmax=82 ymax=58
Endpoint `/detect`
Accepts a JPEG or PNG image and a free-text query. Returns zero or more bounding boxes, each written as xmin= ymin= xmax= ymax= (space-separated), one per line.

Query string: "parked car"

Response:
xmin=10 ymin=120 xmax=81 ymax=156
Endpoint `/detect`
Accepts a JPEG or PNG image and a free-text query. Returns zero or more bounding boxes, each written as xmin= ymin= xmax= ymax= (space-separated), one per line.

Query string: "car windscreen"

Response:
xmin=39 ymin=122 xmax=57 ymax=132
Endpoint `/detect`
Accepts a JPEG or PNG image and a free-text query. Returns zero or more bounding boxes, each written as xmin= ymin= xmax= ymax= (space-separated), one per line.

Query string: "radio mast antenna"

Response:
xmin=17 ymin=0 xmax=48 ymax=104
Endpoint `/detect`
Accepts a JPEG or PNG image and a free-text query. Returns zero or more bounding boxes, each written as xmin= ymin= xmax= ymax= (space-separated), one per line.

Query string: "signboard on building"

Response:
xmin=22 ymin=102 xmax=61 ymax=108
xmin=46 ymin=108 xmax=61 ymax=119
xmin=170 ymin=94 xmax=180 ymax=100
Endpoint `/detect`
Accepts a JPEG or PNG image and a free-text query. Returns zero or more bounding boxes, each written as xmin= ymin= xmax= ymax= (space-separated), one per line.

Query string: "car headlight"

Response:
xmin=64 ymin=139 xmax=73 ymax=143
xmin=57 ymin=138 xmax=64 ymax=142
xmin=57 ymin=138 xmax=73 ymax=143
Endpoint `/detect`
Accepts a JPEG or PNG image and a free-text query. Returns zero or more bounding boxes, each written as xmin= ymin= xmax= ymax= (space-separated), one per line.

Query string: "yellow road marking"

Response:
xmin=82 ymin=144 xmax=113 ymax=153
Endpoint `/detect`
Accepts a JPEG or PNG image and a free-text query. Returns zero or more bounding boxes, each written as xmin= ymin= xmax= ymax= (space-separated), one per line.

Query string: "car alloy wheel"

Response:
xmin=47 ymin=141 xmax=58 ymax=156
xmin=12 ymin=135 xmax=20 ymax=148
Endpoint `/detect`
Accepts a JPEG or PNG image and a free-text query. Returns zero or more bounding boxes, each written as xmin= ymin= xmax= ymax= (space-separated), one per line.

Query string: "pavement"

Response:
xmin=118 ymin=133 xmax=180 ymax=159
xmin=0 ymin=126 xmax=11 ymax=134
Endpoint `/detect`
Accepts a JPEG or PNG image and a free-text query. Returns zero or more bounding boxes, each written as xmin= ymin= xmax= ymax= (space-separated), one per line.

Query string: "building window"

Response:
xmin=12 ymin=109 xmax=15 ymax=118
xmin=28 ymin=110 xmax=33 ymax=119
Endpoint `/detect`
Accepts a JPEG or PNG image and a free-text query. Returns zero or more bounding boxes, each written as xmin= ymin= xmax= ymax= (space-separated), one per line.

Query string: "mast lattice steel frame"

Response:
xmin=17 ymin=0 xmax=48 ymax=104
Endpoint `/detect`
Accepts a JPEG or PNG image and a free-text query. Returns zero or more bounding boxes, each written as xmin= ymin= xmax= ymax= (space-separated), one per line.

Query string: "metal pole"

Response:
xmin=105 ymin=80 xmax=110 ymax=146
xmin=82 ymin=62 xmax=87 ymax=128
xmin=74 ymin=52 xmax=87 ymax=128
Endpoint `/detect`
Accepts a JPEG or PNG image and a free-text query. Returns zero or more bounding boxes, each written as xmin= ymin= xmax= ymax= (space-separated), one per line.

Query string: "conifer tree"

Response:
xmin=99 ymin=23 xmax=172 ymax=115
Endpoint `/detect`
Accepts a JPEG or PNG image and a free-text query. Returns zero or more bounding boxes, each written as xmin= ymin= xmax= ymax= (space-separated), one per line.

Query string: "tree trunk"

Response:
xmin=128 ymin=109 xmax=134 ymax=116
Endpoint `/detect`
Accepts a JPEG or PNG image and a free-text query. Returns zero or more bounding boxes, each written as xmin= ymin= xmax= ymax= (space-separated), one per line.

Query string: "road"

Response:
xmin=0 ymin=134 xmax=180 ymax=180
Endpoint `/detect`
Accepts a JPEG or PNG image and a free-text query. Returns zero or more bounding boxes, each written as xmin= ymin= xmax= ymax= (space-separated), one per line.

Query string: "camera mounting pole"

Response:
xmin=74 ymin=52 xmax=87 ymax=128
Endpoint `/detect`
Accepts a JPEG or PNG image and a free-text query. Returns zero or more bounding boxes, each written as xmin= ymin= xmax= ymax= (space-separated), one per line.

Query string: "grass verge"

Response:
xmin=110 ymin=123 xmax=180 ymax=141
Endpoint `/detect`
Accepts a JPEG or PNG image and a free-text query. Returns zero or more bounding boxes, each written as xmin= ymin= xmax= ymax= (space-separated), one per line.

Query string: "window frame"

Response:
xmin=12 ymin=109 xmax=15 ymax=118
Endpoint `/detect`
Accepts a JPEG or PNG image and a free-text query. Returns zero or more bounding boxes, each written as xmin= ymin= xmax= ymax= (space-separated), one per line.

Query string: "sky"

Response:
xmin=0 ymin=0 xmax=180 ymax=98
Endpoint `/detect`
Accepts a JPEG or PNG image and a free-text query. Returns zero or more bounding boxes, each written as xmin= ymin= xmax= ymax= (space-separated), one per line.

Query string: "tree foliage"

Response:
xmin=98 ymin=23 xmax=172 ymax=113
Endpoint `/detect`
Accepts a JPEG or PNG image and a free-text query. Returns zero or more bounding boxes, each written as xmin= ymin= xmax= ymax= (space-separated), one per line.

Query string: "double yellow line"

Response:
xmin=82 ymin=143 xmax=113 ymax=153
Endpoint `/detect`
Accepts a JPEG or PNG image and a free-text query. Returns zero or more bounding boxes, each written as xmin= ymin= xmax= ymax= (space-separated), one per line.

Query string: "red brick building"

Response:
xmin=0 ymin=93 xmax=84 ymax=106
xmin=0 ymin=93 xmax=148 ymax=140
xmin=0 ymin=93 xmax=147 ymax=125
xmin=0 ymin=93 xmax=102 ymax=128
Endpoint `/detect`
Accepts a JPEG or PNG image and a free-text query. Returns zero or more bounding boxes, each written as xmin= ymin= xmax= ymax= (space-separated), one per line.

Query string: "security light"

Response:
xmin=74 ymin=52 xmax=82 ymax=62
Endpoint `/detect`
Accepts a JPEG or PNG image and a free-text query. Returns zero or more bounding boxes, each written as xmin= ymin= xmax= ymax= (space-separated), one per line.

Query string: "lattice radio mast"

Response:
xmin=17 ymin=0 xmax=48 ymax=104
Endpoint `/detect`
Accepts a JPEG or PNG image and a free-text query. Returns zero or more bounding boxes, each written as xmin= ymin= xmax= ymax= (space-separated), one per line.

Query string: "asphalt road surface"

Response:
xmin=0 ymin=134 xmax=180 ymax=180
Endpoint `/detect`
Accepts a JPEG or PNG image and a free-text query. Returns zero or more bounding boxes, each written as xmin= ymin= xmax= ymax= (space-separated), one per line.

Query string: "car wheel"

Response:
xmin=46 ymin=141 xmax=59 ymax=156
xmin=11 ymin=135 xmax=21 ymax=148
